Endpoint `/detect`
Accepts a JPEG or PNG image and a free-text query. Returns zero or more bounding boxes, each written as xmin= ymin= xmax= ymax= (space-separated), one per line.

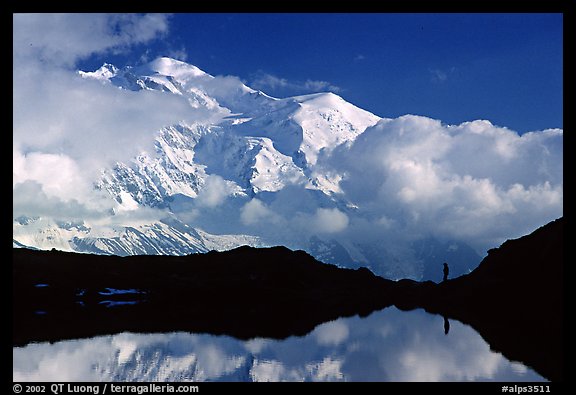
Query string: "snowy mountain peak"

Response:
xmin=148 ymin=57 xmax=209 ymax=79
xmin=293 ymin=91 xmax=341 ymax=103
xmin=290 ymin=92 xmax=381 ymax=165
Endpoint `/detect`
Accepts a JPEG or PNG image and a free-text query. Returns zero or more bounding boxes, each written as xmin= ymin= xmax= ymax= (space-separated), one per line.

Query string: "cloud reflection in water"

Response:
xmin=13 ymin=307 xmax=544 ymax=382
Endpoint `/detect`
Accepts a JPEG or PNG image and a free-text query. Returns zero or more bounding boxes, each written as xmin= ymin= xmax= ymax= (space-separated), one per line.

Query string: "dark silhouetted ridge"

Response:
xmin=13 ymin=245 xmax=394 ymax=345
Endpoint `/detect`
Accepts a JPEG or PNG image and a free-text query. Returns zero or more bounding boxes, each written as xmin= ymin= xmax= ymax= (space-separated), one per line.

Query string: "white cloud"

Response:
xmin=311 ymin=208 xmax=349 ymax=234
xmin=13 ymin=13 xmax=170 ymax=68
xmin=250 ymin=71 xmax=341 ymax=95
xmin=13 ymin=148 xmax=116 ymax=221
xmin=183 ymin=112 xmax=560 ymax=276
xmin=13 ymin=150 xmax=87 ymax=198
xmin=326 ymin=115 xmax=562 ymax=252
xmin=429 ymin=67 xmax=456 ymax=83
xmin=12 ymin=181 xmax=109 ymax=221
xmin=13 ymin=70 xmax=202 ymax=169
xmin=240 ymin=199 xmax=277 ymax=226
xmin=12 ymin=14 xmax=204 ymax=223
xmin=314 ymin=320 xmax=349 ymax=345
xmin=12 ymin=67 xmax=206 ymax=223
xmin=167 ymin=47 xmax=189 ymax=62
xmin=195 ymin=175 xmax=230 ymax=208
xmin=244 ymin=338 xmax=271 ymax=354
xmin=251 ymin=73 xmax=290 ymax=90
xmin=303 ymin=80 xmax=342 ymax=93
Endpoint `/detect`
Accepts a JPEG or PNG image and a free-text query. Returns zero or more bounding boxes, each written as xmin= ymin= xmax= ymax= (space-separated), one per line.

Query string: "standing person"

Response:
xmin=443 ymin=262 xmax=449 ymax=282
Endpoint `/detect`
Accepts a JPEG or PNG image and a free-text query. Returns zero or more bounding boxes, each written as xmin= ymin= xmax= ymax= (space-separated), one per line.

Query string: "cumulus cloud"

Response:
xmin=211 ymin=114 xmax=561 ymax=278
xmin=195 ymin=175 xmax=231 ymax=208
xmin=179 ymin=110 xmax=560 ymax=277
xmin=13 ymin=70 xmax=202 ymax=172
xmin=13 ymin=13 xmax=169 ymax=68
xmin=13 ymin=149 xmax=115 ymax=221
xmin=250 ymin=71 xmax=341 ymax=95
xmin=240 ymin=199 xmax=278 ymax=226
xmin=314 ymin=320 xmax=349 ymax=345
xmin=229 ymin=186 xmax=350 ymax=246
xmin=325 ymin=115 xmax=562 ymax=252
xmin=12 ymin=13 xmax=200 ymax=223
xmin=13 ymin=150 xmax=88 ymax=198
xmin=310 ymin=208 xmax=349 ymax=234
xmin=13 ymin=181 xmax=108 ymax=221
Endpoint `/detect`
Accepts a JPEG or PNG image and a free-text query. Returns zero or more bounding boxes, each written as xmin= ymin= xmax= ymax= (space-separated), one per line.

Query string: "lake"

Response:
xmin=13 ymin=307 xmax=544 ymax=382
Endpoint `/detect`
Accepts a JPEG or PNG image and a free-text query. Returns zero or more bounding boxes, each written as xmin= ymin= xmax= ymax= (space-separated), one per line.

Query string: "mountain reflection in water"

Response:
xmin=13 ymin=307 xmax=544 ymax=382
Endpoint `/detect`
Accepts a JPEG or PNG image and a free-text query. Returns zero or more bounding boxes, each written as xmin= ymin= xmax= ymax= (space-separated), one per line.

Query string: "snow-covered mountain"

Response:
xmin=13 ymin=57 xmax=485 ymax=279
xmin=92 ymin=58 xmax=380 ymax=200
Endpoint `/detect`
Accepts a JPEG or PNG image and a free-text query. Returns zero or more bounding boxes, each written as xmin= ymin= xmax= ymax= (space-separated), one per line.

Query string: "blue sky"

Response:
xmin=78 ymin=13 xmax=563 ymax=134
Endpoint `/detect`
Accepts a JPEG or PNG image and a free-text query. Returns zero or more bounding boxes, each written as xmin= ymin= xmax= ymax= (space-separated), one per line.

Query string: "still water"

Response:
xmin=13 ymin=307 xmax=544 ymax=382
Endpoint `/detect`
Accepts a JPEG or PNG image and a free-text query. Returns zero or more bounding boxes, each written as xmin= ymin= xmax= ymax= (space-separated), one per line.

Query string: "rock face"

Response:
xmin=12 ymin=217 xmax=563 ymax=381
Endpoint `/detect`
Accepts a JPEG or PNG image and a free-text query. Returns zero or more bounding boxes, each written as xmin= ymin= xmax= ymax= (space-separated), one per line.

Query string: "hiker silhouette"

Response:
xmin=443 ymin=316 xmax=450 ymax=335
xmin=443 ymin=262 xmax=449 ymax=282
